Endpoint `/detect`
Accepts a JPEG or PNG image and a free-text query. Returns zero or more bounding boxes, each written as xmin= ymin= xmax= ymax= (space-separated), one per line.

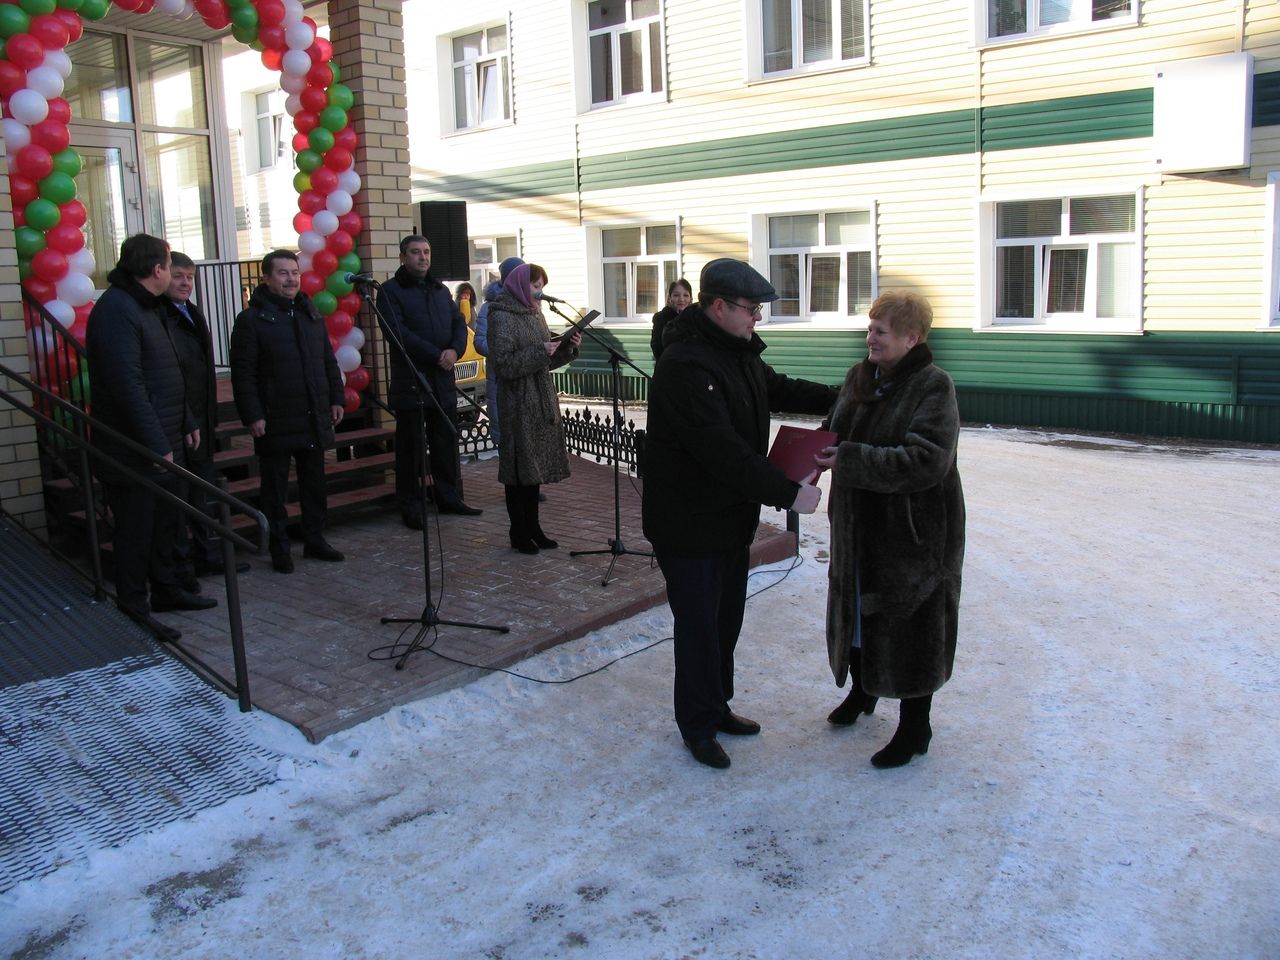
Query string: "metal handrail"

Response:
xmin=0 ymin=358 xmax=266 ymax=712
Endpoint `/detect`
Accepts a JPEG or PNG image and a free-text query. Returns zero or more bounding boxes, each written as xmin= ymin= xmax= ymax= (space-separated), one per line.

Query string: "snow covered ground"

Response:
xmin=3 ymin=426 xmax=1278 ymax=960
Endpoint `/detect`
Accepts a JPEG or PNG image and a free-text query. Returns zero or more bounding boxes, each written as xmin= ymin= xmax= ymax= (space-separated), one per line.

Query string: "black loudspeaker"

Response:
xmin=417 ymin=201 xmax=469 ymax=280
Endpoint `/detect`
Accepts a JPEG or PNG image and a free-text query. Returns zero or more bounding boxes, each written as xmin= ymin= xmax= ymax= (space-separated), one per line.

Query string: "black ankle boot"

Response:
xmin=525 ymin=485 xmax=557 ymax=548
xmin=827 ymin=686 xmax=878 ymax=726
xmin=871 ymin=694 xmax=933 ymax=768
xmin=506 ymin=485 xmax=539 ymax=554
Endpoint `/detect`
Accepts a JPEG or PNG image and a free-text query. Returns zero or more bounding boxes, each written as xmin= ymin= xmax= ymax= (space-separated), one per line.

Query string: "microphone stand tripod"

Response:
xmin=548 ymin=301 xmax=653 ymax=586
xmin=355 ymin=278 xmax=508 ymax=670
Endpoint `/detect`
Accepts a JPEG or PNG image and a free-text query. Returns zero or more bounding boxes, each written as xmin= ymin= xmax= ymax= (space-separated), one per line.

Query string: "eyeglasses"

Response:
xmin=721 ymin=299 xmax=763 ymax=317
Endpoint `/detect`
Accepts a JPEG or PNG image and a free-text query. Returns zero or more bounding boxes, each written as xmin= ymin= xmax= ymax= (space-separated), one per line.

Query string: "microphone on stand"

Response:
xmin=345 ymin=272 xmax=377 ymax=284
xmin=536 ymin=291 xmax=567 ymax=304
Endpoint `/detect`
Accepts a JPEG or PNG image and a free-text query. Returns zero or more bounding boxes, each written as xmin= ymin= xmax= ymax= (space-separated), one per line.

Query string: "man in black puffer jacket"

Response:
xmin=230 ymin=250 xmax=345 ymax=574
xmin=643 ymin=259 xmax=835 ymax=770
xmin=86 ymin=233 xmax=217 ymax=642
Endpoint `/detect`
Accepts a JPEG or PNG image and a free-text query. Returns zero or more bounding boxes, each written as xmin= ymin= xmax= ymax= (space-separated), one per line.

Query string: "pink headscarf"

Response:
xmin=503 ymin=263 xmax=537 ymax=310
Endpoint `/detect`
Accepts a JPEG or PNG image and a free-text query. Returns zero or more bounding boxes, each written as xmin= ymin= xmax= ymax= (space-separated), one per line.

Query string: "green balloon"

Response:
xmin=0 ymin=5 xmax=30 ymax=37
xmin=15 ymin=226 xmax=46 ymax=259
xmin=292 ymin=171 xmax=311 ymax=193
xmin=328 ymin=62 xmax=340 ymax=83
xmin=79 ymin=0 xmax=108 ymax=20
xmin=225 ymin=0 xmax=253 ymax=7
xmin=327 ymin=83 xmax=353 ymax=111
xmin=325 ymin=272 xmax=353 ymax=298
xmin=295 ymin=149 xmax=322 ymax=173
xmin=56 ymin=0 xmax=85 ymax=9
xmin=230 ymin=4 xmax=257 ymax=29
xmin=311 ymin=290 xmax=337 ymax=316
xmin=231 ymin=22 xmax=258 ymax=44
xmin=18 ymin=257 xmax=32 ymax=279
xmin=337 ymin=252 xmax=361 ymax=276
xmin=51 ymin=147 xmax=82 ymax=177
xmin=24 ymin=198 xmax=60 ymax=231
xmin=38 ymin=172 xmax=76 ymax=205
xmin=306 ymin=126 xmax=334 ymax=154
xmin=19 ymin=0 xmax=56 ymax=16
xmin=318 ymin=106 xmax=347 ymax=133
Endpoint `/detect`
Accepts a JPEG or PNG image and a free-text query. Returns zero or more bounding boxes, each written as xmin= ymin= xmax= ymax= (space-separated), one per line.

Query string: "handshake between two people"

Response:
xmin=790 ymin=444 xmax=840 ymax=515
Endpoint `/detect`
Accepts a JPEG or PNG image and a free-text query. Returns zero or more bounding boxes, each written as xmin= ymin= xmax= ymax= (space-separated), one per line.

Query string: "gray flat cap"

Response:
xmin=699 ymin=258 xmax=779 ymax=304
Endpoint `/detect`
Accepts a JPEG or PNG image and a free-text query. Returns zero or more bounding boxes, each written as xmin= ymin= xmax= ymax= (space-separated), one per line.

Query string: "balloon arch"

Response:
xmin=1 ymin=0 xmax=371 ymax=412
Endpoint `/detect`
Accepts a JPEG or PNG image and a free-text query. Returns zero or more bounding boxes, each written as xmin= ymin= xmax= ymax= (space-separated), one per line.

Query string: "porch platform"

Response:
xmin=167 ymin=455 xmax=796 ymax=742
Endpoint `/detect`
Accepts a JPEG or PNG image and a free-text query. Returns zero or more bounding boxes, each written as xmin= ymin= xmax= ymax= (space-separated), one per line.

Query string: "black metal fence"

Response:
xmin=561 ymin=405 xmax=645 ymax=475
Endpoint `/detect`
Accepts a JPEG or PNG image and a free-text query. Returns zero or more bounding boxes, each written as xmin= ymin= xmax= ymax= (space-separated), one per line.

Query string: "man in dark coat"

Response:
xmin=229 ymin=249 xmax=345 ymax=573
xmin=86 ymin=233 xmax=217 ymax=643
xmin=642 ymin=258 xmax=836 ymax=770
xmin=375 ymin=234 xmax=481 ymax=528
xmin=162 ymin=251 xmax=248 ymax=578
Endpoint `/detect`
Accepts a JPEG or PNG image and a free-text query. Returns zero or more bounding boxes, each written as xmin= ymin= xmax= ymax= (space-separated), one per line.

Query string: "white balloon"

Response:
xmin=68 ymin=249 xmax=96 ymax=276
xmin=27 ymin=324 xmax=57 ymax=356
xmin=2 ymin=118 xmax=31 ymax=152
xmin=298 ymin=230 xmax=326 ymax=254
xmin=334 ymin=344 xmax=361 ymax=373
xmin=281 ymin=72 xmax=307 ymax=95
xmin=325 ymin=190 xmax=352 ymax=216
xmin=42 ymin=50 xmax=73 ymax=80
xmin=311 ymin=209 xmax=338 ymax=237
xmin=56 ymin=272 xmax=96 ymax=307
xmin=285 ymin=22 xmax=314 ymax=50
xmin=340 ymin=326 xmax=365 ymax=351
xmin=155 ymin=0 xmax=186 ymax=14
xmin=25 ymin=66 xmax=64 ymax=100
xmin=282 ymin=0 xmax=304 ymax=26
xmin=296 ymin=251 xmax=313 ymax=272
xmin=45 ymin=299 xmax=75 ymax=328
xmin=282 ymin=49 xmax=312 ymax=77
xmin=8 ymin=89 xmax=48 ymax=126
xmin=181 ymin=0 xmax=195 ymax=18
xmin=338 ymin=170 xmax=361 ymax=195
xmin=284 ymin=93 xmax=301 ymax=117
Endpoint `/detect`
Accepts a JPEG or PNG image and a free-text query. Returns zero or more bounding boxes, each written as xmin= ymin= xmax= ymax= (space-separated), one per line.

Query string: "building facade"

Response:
xmin=407 ymin=0 xmax=1280 ymax=442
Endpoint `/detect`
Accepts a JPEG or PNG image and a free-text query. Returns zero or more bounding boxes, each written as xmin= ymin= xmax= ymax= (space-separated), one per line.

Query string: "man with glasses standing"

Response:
xmin=643 ymin=258 xmax=836 ymax=770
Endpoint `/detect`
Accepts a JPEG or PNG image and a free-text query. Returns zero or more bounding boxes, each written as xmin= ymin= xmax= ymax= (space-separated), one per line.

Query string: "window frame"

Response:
xmin=588 ymin=220 xmax=682 ymax=322
xmin=447 ymin=21 xmax=513 ymax=133
xmin=583 ymin=0 xmax=666 ymax=110
xmin=251 ymin=87 xmax=286 ymax=172
xmin=752 ymin=207 xmax=878 ymax=326
xmin=979 ymin=0 xmax=1138 ymax=46
xmin=977 ymin=188 xmax=1144 ymax=333
xmin=746 ymin=0 xmax=871 ymax=81
xmin=468 ymin=233 xmax=521 ymax=296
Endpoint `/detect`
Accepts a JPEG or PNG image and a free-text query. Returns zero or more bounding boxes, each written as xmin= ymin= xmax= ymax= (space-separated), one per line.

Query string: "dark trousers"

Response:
xmin=103 ymin=475 xmax=182 ymax=615
xmin=257 ymin=447 xmax=326 ymax=556
xmin=656 ymin=547 xmax=751 ymax=743
xmin=395 ymin=406 xmax=460 ymax=511
xmin=175 ymin=455 xmax=221 ymax=568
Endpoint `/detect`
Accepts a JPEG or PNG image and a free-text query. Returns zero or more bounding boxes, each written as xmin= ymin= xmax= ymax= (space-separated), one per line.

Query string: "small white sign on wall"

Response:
xmin=1153 ymin=52 xmax=1253 ymax=174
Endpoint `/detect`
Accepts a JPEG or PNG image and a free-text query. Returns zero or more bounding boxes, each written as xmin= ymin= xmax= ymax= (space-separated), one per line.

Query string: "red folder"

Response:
xmin=767 ymin=425 xmax=837 ymax=483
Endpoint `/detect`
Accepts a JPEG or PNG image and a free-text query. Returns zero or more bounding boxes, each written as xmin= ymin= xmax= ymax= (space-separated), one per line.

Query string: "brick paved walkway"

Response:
xmin=166 ymin=455 xmax=795 ymax=741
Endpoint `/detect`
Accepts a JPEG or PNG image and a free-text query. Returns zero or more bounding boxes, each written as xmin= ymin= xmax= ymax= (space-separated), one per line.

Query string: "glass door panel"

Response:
xmin=71 ymin=131 xmax=143 ymax=292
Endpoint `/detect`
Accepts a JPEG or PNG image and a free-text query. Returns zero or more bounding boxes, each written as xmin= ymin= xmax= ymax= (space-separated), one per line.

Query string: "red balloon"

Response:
xmin=59 ymin=199 xmax=87 ymax=227
xmin=75 ymin=301 xmax=93 ymax=325
xmin=45 ymin=222 xmax=85 ymax=254
xmin=300 ymin=271 xmax=325 ymax=296
xmin=325 ymin=230 xmax=353 ymax=256
xmin=299 ymin=85 xmax=327 ymax=114
xmin=114 ymin=0 xmax=142 ymax=10
xmin=6 ymin=34 xmax=46 ymax=71
xmin=260 ymin=48 xmax=283 ymax=71
xmin=298 ymin=190 xmax=325 ymax=215
xmin=338 ymin=292 xmax=362 ymax=316
xmin=325 ymin=310 xmax=353 ymax=339
xmin=337 ymin=210 xmax=363 ymax=237
xmin=312 ymin=249 xmax=338 ymax=276
xmin=9 ymin=174 xmax=38 ymax=208
xmin=32 ymin=248 xmax=69 ymax=283
xmin=68 ymin=318 xmax=88 ymax=343
xmin=291 ymin=130 xmax=310 ymax=153
xmin=342 ymin=387 xmax=361 ymax=414
xmin=0 ymin=61 xmax=27 ymax=97
xmin=45 ymin=97 xmax=71 ymax=125
xmin=136 ymin=0 xmax=155 ymax=12
xmin=53 ymin=10 xmax=83 ymax=44
xmin=306 ymin=63 xmax=332 ymax=88
xmin=309 ymin=166 xmax=337 ymax=194
xmin=12 ymin=207 xmax=25 ymax=227
xmin=333 ymin=126 xmax=358 ymax=152
xmin=327 ymin=333 xmax=340 ymax=352
xmin=23 ymin=277 xmax=56 ymax=303
xmin=16 ymin=145 xmax=54 ymax=181
xmin=345 ymin=366 xmax=370 ymax=392
xmin=29 ymin=15 xmax=70 ymax=51
xmin=309 ymin=36 xmax=332 ymax=63
xmin=259 ymin=25 xmax=286 ymax=51
xmin=294 ymin=110 xmax=318 ymax=134
xmin=258 ymin=0 xmax=285 ymax=27
xmin=323 ymin=147 xmax=352 ymax=172
xmin=31 ymin=119 xmax=70 ymax=153
xmin=292 ymin=211 xmax=313 ymax=234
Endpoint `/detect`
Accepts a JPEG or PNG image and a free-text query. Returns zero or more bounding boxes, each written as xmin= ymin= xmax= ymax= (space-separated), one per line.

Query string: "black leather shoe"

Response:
xmin=272 ymin=553 xmax=294 ymax=574
xmin=438 ymin=500 xmax=482 ymax=516
xmin=717 ymin=712 xmax=761 ymax=736
xmin=122 ymin=608 xmax=181 ymax=643
xmin=151 ymin=589 xmax=218 ymax=612
xmin=303 ymin=540 xmax=345 ymax=562
xmin=684 ymin=738 xmax=730 ymax=769
xmin=180 ymin=576 xmax=202 ymax=594
xmin=195 ymin=558 xmax=252 ymax=576
xmin=401 ymin=511 xmax=424 ymax=530
xmin=828 ymin=688 xmax=879 ymax=726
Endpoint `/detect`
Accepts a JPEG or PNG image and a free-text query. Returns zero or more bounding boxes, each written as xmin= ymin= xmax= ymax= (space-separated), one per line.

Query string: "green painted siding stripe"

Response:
xmin=979 ymin=88 xmax=1154 ymax=150
xmin=411 ymin=160 xmax=577 ymax=202
xmin=1253 ymin=70 xmax=1280 ymax=127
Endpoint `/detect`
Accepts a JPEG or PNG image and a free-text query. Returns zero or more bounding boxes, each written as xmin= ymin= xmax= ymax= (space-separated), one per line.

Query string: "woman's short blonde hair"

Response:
xmin=869 ymin=290 xmax=933 ymax=341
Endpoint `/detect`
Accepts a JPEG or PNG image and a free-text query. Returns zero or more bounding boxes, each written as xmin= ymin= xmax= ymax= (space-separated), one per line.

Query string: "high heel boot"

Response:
xmin=505 ymin=485 xmax=538 ymax=554
xmin=526 ymin=484 xmax=557 ymax=549
xmin=827 ymin=654 xmax=878 ymax=725
xmin=871 ymin=694 xmax=933 ymax=768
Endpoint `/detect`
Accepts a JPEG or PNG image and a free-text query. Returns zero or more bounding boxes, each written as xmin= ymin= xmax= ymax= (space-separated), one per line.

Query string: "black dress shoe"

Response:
xmin=684 ymin=738 xmax=731 ymax=769
xmin=717 ymin=712 xmax=761 ymax=736
xmin=272 ymin=553 xmax=294 ymax=574
xmin=122 ymin=608 xmax=181 ymax=643
xmin=180 ymin=576 xmax=202 ymax=594
xmin=401 ymin=511 xmax=424 ymax=530
xmin=151 ymin=589 xmax=218 ymax=612
xmin=438 ymin=500 xmax=482 ymax=516
xmin=303 ymin=540 xmax=345 ymax=562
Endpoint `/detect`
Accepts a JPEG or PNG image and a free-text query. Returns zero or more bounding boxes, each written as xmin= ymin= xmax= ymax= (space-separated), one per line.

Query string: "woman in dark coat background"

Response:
xmin=650 ymin=278 xmax=692 ymax=360
xmin=486 ymin=263 xmax=581 ymax=554
xmin=815 ymin=290 xmax=965 ymax=768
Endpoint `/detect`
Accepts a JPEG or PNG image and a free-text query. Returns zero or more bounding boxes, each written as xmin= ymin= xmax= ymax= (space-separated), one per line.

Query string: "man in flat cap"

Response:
xmin=643 ymin=258 xmax=837 ymax=770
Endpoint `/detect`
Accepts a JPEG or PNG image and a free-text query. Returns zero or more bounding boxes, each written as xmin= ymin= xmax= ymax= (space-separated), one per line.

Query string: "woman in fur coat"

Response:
xmin=814 ymin=291 xmax=966 ymax=768
xmin=485 ymin=263 xmax=582 ymax=553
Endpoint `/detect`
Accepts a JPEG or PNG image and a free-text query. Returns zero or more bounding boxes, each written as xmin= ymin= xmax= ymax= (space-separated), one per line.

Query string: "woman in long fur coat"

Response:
xmin=485 ymin=263 xmax=581 ymax=553
xmin=814 ymin=290 xmax=966 ymax=768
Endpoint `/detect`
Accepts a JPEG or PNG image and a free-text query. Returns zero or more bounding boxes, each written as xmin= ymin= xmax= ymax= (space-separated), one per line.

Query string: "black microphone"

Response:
xmin=536 ymin=291 xmax=566 ymax=304
xmin=344 ymin=272 xmax=376 ymax=284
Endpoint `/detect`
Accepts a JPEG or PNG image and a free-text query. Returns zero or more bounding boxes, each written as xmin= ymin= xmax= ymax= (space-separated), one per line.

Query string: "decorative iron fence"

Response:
xmin=561 ymin=405 xmax=645 ymax=475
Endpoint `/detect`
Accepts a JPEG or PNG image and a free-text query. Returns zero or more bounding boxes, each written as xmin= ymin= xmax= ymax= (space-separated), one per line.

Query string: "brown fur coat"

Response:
xmin=824 ymin=344 xmax=965 ymax=699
